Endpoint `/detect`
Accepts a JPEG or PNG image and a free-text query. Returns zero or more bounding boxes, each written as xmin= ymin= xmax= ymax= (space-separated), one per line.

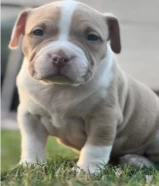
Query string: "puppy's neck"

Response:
xmin=104 ymin=44 xmax=114 ymax=71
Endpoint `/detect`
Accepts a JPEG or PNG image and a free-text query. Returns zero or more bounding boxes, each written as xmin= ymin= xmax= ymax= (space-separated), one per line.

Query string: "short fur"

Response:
xmin=9 ymin=0 xmax=159 ymax=173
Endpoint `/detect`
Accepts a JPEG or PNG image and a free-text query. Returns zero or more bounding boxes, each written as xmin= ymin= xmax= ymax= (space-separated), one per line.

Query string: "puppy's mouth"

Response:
xmin=40 ymin=74 xmax=74 ymax=85
xmin=39 ymin=70 xmax=93 ymax=86
xmin=31 ymin=64 xmax=94 ymax=86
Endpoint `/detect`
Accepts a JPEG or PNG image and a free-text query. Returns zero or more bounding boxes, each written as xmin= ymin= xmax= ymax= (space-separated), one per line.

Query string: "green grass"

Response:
xmin=1 ymin=130 xmax=159 ymax=186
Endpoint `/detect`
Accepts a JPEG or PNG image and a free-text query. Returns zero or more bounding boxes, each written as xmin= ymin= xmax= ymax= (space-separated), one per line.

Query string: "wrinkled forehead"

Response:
xmin=26 ymin=1 xmax=106 ymax=38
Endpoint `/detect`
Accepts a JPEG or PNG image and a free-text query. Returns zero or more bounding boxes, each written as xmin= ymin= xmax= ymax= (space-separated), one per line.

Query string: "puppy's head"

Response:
xmin=9 ymin=0 xmax=121 ymax=85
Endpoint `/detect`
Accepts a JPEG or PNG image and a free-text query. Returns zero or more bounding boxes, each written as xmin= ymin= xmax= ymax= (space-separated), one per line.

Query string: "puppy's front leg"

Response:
xmin=77 ymin=107 xmax=119 ymax=173
xmin=18 ymin=105 xmax=48 ymax=164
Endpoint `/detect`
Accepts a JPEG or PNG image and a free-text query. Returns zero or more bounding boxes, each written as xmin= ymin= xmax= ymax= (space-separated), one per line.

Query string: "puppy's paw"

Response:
xmin=71 ymin=165 xmax=87 ymax=175
xmin=119 ymin=154 xmax=154 ymax=168
xmin=19 ymin=160 xmax=38 ymax=169
xmin=19 ymin=159 xmax=46 ymax=168
xmin=76 ymin=162 xmax=102 ymax=174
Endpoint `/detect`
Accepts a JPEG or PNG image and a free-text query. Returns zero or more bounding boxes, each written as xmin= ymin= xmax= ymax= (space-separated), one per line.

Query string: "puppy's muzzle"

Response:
xmin=30 ymin=41 xmax=89 ymax=84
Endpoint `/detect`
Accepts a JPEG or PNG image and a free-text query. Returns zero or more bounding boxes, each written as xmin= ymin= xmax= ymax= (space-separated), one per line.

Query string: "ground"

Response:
xmin=1 ymin=130 xmax=159 ymax=186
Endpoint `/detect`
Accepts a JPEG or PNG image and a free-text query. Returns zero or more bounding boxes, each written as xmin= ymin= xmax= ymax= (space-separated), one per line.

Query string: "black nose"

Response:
xmin=52 ymin=54 xmax=69 ymax=68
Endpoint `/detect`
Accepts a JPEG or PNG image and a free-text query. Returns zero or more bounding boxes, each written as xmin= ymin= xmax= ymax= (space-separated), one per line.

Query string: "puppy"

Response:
xmin=9 ymin=0 xmax=159 ymax=173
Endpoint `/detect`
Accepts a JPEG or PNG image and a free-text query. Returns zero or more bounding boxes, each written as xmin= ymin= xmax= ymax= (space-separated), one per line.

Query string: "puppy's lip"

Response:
xmin=40 ymin=73 xmax=74 ymax=83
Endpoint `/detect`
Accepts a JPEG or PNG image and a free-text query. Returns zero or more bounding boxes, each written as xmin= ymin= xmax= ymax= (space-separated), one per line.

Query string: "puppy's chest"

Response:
xmin=27 ymin=84 xmax=106 ymax=121
xmin=26 ymin=88 xmax=106 ymax=146
xmin=27 ymin=100 xmax=87 ymax=149
xmin=28 ymin=96 xmax=91 ymax=129
xmin=20 ymin=76 xmax=108 ymax=146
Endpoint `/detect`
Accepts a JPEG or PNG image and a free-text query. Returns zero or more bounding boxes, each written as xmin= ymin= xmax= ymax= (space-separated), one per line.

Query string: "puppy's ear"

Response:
xmin=105 ymin=14 xmax=121 ymax=54
xmin=9 ymin=9 xmax=30 ymax=49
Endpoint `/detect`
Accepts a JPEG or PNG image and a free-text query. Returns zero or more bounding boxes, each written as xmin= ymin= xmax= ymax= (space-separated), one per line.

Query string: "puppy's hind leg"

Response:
xmin=145 ymin=130 xmax=159 ymax=164
xmin=119 ymin=154 xmax=154 ymax=168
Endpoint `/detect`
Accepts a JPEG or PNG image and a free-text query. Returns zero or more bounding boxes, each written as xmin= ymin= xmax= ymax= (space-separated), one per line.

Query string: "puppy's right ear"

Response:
xmin=104 ymin=13 xmax=121 ymax=54
xmin=9 ymin=9 xmax=30 ymax=49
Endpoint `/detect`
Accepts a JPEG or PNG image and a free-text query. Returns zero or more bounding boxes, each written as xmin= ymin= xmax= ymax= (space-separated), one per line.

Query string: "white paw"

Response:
xmin=76 ymin=162 xmax=103 ymax=174
xmin=19 ymin=158 xmax=46 ymax=167
xmin=76 ymin=144 xmax=112 ymax=174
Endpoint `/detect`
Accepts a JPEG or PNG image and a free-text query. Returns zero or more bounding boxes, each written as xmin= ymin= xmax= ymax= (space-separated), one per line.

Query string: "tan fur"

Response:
xmin=9 ymin=1 xmax=159 ymax=171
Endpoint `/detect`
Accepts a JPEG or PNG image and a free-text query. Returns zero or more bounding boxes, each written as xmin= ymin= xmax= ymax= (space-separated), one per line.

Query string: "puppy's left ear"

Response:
xmin=104 ymin=14 xmax=121 ymax=54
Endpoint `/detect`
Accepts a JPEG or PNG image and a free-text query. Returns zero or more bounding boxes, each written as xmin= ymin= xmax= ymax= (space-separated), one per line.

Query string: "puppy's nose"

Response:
xmin=52 ymin=54 xmax=69 ymax=68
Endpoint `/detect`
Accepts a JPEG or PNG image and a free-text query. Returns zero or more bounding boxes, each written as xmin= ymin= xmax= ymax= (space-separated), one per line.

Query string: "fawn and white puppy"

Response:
xmin=9 ymin=0 xmax=159 ymax=173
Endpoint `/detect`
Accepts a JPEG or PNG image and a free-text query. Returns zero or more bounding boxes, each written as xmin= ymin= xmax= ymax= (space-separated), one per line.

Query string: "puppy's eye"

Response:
xmin=32 ymin=29 xmax=44 ymax=36
xmin=87 ymin=34 xmax=100 ymax=41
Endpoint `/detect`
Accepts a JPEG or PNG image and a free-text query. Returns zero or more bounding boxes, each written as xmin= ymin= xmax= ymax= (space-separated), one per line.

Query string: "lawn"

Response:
xmin=1 ymin=130 xmax=159 ymax=186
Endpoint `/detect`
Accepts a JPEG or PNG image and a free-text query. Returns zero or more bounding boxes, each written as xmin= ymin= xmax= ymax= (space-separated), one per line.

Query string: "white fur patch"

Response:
xmin=77 ymin=144 xmax=112 ymax=173
xmin=98 ymin=44 xmax=114 ymax=88
xmin=37 ymin=40 xmax=86 ymax=58
xmin=20 ymin=134 xmax=46 ymax=164
xmin=18 ymin=105 xmax=47 ymax=164
xmin=56 ymin=0 xmax=78 ymax=41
